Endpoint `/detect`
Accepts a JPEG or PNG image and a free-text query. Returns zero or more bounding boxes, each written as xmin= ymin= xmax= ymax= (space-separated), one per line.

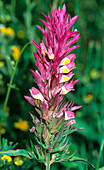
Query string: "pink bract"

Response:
xmin=25 ymin=4 xmax=81 ymax=127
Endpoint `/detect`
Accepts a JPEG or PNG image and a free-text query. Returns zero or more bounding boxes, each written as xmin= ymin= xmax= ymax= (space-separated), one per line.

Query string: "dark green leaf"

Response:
xmin=0 ymin=149 xmax=31 ymax=159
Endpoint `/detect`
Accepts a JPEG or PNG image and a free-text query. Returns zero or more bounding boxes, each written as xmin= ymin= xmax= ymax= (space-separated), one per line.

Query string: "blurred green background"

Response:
xmin=0 ymin=0 xmax=104 ymax=169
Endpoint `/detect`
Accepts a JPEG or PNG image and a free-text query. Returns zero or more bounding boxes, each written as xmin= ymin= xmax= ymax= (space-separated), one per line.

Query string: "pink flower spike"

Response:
xmin=41 ymin=13 xmax=51 ymax=22
xmin=25 ymin=5 xmax=82 ymax=148
xmin=65 ymin=111 xmax=75 ymax=120
xmin=61 ymin=81 xmax=76 ymax=95
xmin=65 ymin=45 xmax=80 ymax=56
xmin=31 ymin=39 xmax=39 ymax=50
xmin=29 ymin=87 xmax=44 ymax=101
xmin=65 ymin=33 xmax=80 ymax=47
xmin=36 ymin=25 xmax=45 ymax=34
xmin=69 ymin=119 xmax=76 ymax=125
xmin=71 ymin=105 xmax=82 ymax=111
xmin=39 ymin=19 xmax=50 ymax=29
xmin=24 ymin=96 xmax=35 ymax=106
xmin=59 ymin=54 xmax=76 ymax=66
xmin=69 ymin=15 xmax=78 ymax=28
xmin=61 ymin=4 xmax=66 ymax=15
xmin=59 ymin=62 xmax=75 ymax=74
xmin=60 ymin=73 xmax=74 ymax=83
xmin=29 ymin=126 xmax=35 ymax=132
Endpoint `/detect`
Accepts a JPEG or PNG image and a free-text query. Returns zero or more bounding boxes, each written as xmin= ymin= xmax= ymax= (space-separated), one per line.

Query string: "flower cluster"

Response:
xmin=0 ymin=26 xmax=15 ymax=37
xmin=12 ymin=46 xmax=21 ymax=61
xmin=14 ymin=119 xmax=29 ymax=131
xmin=1 ymin=155 xmax=12 ymax=163
xmin=25 ymin=4 xmax=81 ymax=160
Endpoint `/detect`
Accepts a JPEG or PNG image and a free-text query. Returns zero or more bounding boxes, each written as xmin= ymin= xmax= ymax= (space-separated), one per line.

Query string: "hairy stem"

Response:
xmin=46 ymin=152 xmax=50 ymax=170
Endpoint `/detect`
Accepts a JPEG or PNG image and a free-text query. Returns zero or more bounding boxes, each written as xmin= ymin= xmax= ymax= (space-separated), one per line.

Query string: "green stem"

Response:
xmin=96 ymin=136 xmax=104 ymax=169
xmin=0 ymin=41 xmax=32 ymax=149
xmin=69 ymin=158 xmax=96 ymax=170
xmin=46 ymin=152 xmax=50 ymax=170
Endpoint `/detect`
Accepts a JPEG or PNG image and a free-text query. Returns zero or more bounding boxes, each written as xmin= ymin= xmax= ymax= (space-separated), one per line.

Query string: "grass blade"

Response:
xmin=96 ymin=136 xmax=104 ymax=169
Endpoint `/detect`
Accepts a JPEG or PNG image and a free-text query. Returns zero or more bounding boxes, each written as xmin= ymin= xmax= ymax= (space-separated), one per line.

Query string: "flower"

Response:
xmin=12 ymin=46 xmax=21 ymax=61
xmin=83 ymin=94 xmax=93 ymax=104
xmin=0 ymin=61 xmax=5 ymax=67
xmin=14 ymin=156 xmax=23 ymax=166
xmin=25 ymin=4 xmax=82 ymax=155
xmin=90 ymin=69 xmax=100 ymax=79
xmin=0 ymin=26 xmax=15 ymax=36
xmin=17 ymin=30 xmax=25 ymax=39
xmin=0 ymin=122 xmax=6 ymax=134
xmin=14 ymin=119 xmax=29 ymax=131
xmin=1 ymin=155 xmax=12 ymax=162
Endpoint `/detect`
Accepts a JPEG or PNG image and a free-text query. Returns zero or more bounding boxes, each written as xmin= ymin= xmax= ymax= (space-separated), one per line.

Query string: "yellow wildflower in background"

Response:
xmin=14 ymin=156 xmax=23 ymax=166
xmin=0 ymin=61 xmax=5 ymax=67
xmin=90 ymin=69 xmax=100 ymax=79
xmin=1 ymin=155 xmax=12 ymax=162
xmin=0 ymin=122 xmax=6 ymax=134
xmin=5 ymin=27 xmax=15 ymax=36
xmin=14 ymin=119 xmax=29 ymax=131
xmin=82 ymin=76 xmax=90 ymax=83
xmin=83 ymin=94 xmax=93 ymax=104
xmin=12 ymin=46 xmax=21 ymax=61
xmin=0 ymin=26 xmax=15 ymax=36
xmin=76 ymin=111 xmax=82 ymax=117
xmin=0 ymin=128 xmax=6 ymax=134
xmin=17 ymin=30 xmax=25 ymax=39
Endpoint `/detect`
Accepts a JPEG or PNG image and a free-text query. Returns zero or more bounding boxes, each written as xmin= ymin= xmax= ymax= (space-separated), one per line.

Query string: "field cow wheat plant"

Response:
xmin=0 ymin=0 xmax=104 ymax=170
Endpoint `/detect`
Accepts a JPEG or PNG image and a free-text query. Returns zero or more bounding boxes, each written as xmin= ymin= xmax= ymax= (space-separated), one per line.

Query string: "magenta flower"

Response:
xmin=25 ymin=4 xmax=82 ymax=164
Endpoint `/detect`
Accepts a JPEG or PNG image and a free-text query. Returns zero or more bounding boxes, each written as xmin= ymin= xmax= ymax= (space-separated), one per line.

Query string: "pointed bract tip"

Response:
xmin=24 ymin=96 xmax=27 ymax=99
xmin=62 ymin=4 xmax=66 ymax=12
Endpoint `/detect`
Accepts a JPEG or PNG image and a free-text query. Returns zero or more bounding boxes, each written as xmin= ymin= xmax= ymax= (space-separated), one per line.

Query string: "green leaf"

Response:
xmin=61 ymin=161 xmax=77 ymax=169
xmin=69 ymin=156 xmax=96 ymax=170
xmin=28 ymin=150 xmax=37 ymax=159
xmin=63 ymin=127 xmax=85 ymax=137
xmin=35 ymin=136 xmax=46 ymax=149
xmin=98 ymin=167 xmax=104 ymax=170
xmin=1 ymin=138 xmax=18 ymax=150
xmin=51 ymin=136 xmax=69 ymax=153
xmin=0 ymin=149 xmax=31 ymax=159
xmin=50 ymin=127 xmax=64 ymax=150
xmin=59 ymin=145 xmax=76 ymax=161
xmin=2 ymin=138 xmax=8 ymax=150
xmin=7 ymin=83 xmax=19 ymax=90
xmin=96 ymin=136 xmax=104 ymax=169
xmin=30 ymin=140 xmax=34 ymax=152
xmin=34 ymin=146 xmax=41 ymax=160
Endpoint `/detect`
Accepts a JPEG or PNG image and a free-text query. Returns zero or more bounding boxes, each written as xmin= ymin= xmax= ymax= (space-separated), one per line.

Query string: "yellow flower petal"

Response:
xmin=60 ymin=58 xmax=70 ymax=66
xmin=90 ymin=69 xmax=100 ymax=79
xmin=60 ymin=66 xmax=69 ymax=73
xmin=0 ymin=61 xmax=5 ymax=67
xmin=0 ymin=128 xmax=6 ymax=134
xmin=14 ymin=119 xmax=29 ymax=131
xmin=1 ymin=155 xmax=12 ymax=162
xmin=49 ymin=54 xmax=54 ymax=59
xmin=63 ymin=67 xmax=69 ymax=73
xmin=61 ymin=86 xmax=67 ymax=95
xmin=12 ymin=46 xmax=21 ymax=61
xmin=0 ymin=27 xmax=6 ymax=34
xmin=0 ymin=27 xmax=15 ymax=36
xmin=83 ymin=94 xmax=93 ymax=104
xmin=60 ymin=75 xmax=70 ymax=83
xmin=42 ymin=50 xmax=46 ymax=55
xmin=17 ymin=30 xmax=25 ymax=39
xmin=14 ymin=157 xmax=23 ymax=166
xmin=6 ymin=27 xmax=15 ymax=36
